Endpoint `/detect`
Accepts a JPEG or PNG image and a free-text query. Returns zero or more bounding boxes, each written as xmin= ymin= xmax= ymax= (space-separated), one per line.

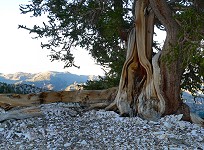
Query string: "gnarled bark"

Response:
xmin=149 ymin=0 xmax=189 ymax=120
xmin=106 ymin=0 xmax=204 ymax=125
xmin=106 ymin=0 xmax=165 ymax=121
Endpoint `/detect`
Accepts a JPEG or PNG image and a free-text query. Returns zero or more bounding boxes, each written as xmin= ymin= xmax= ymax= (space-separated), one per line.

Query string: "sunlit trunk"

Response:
xmin=106 ymin=0 xmax=197 ymax=122
xmin=106 ymin=0 xmax=165 ymax=121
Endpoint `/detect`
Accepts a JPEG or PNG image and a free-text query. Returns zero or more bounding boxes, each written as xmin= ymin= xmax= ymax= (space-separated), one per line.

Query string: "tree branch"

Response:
xmin=149 ymin=0 xmax=179 ymax=33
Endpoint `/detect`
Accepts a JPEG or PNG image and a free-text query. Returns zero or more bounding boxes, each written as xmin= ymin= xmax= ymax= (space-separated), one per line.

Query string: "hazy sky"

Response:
xmin=0 ymin=1 xmax=165 ymax=76
xmin=0 ymin=0 xmax=104 ymax=75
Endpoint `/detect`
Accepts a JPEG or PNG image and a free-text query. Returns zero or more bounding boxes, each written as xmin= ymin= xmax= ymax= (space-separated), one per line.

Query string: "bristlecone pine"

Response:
xmin=0 ymin=0 xmax=203 ymax=127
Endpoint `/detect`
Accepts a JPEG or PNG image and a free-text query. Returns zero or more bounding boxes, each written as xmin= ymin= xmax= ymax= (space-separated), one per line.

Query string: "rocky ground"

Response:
xmin=0 ymin=102 xmax=204 ymax=150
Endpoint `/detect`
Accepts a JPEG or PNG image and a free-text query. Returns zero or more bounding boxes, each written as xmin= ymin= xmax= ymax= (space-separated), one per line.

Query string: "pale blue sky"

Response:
xmin=0 ymin=0 xmax=165 ymax=75
xmin=0 ymin=0 xmax=104 ymax=75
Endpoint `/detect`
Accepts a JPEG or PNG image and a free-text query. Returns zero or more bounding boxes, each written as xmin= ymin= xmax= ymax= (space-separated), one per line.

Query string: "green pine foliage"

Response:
xmin=19 ymin=0 xmax=203 ymax=93
xmin=164 ymin=7 xmax=204 ymax=95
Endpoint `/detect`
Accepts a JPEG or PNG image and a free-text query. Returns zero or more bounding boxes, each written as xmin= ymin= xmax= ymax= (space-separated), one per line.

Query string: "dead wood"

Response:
xmin=0 ymin=87 xmax=117 ymax=110
xmin=0 ymin=107 xmax=43 ymax=122
xmin=0 ymin=87 xmax=118 ymax=122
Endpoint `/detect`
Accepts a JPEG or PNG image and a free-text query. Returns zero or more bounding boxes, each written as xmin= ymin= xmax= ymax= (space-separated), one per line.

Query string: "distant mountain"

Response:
xmin=0 ymin=71 xmax=96 ymax=91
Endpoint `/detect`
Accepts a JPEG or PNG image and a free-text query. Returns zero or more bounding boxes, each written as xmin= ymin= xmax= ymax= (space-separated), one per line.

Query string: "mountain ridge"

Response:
xmin=0 ymin=71 xmax=97 ymax=91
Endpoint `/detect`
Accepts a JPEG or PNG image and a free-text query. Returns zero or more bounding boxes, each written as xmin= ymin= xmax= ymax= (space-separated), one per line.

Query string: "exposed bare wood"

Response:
xmin=105 ymin=0 xmax=204 ymax=126
xmin=0 ymin=87 xmax=118 ymax=122
xmin=0 ymin=107 xmax=43 ymax=122
xmin=106 ymin=0 xmax=166 ymax=120
xmin=107 ymin=27 xmax=138 ymax=116
xmin=0 ymin=87 xmax=118 ymax=111
xmin=152 ymin=51 xmax=165 ymax=114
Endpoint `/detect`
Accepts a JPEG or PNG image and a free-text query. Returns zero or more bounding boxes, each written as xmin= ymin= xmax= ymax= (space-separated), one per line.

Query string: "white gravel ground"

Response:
xmin=0 ymin=102 xmax=204 ymax=150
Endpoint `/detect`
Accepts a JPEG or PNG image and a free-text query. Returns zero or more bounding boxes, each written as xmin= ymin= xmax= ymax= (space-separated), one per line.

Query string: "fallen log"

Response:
xmin=0 ymin=87 xmax=118 ymax=110
xmin=0 ymin=87 xmax=118 ymax=122
xmin=0 ymin=87 xmax=203 ymax=127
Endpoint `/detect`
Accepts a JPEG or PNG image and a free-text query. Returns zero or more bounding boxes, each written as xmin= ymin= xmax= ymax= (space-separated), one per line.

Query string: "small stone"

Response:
xmin=0 ymin=128 xmax=4 ymax=132
xmin=6 ymin=131 xmax=13 ymax=139
xmin=15 ymin=132 xmax=22 ymax=137
xmin=0 ymin=108 xmax=5 ymax=113
xmin=23 ymin=132 xmax=32 ymax=141
xmin=197 ymin=136 xmax=203 ymax=142
xmin=64 ymin=142 xmax=72 ymax=147
xmin=153 ymin=131 xmax=164 ymax=135
xmin=81 ymin=140 xmax=87 ymax=145
xmin=178 ymin=121 xmax=186 ymax=129
xmin=191 ymin=130 xmax=197 ymax=136
xmin=176 ymin=114 xmax=183 ymax=121
xmin=157 ymin=134 xmax=167 ymax=139
xmin=149 ymin=121 xmax=158 ymax=125
xmin=163 ymin=122 xmax=172 ymax=129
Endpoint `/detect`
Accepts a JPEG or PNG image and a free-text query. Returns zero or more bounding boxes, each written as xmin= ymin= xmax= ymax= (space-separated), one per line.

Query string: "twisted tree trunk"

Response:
xmin=106 ymin=0 xmax=164 ymax=120
xmin=106 ymin=0 xmax=203 ymax=125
